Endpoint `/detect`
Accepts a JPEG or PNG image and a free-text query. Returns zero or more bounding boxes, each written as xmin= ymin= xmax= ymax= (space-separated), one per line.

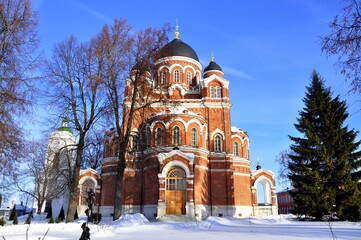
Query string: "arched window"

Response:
xmin=233 ymin=142 xmax=239 ymax=156
xmin=216 ymin=86 xmax=222 ymax=98
xmin=166 ymin=168 xmax=186 ymax=190
xmin=191 ymin=128 xmax=198 ymax=146
xmin=173 ymin=126 xmax=180 ymax=146
xmin=214 ymin=135 xmax=222 ymax=152
xmin=174 ymin=70 xmax=180 ymax=82
xmin=155 ymin=128 xmax=162 ymax=146
xmin=186 ymin=71 xmax=192 ymax=84
xmin=114 ymin=140 xmax=120 ymax=156
xmin=146 ymin=128 xmax=151 ymax=147
xmin=131 ymin=135 xmax=138 ymax=151
xmin=210 ymin=86 xmax=215 ymax=98
xmin=161 ymin=72 xmax=167 ymax=84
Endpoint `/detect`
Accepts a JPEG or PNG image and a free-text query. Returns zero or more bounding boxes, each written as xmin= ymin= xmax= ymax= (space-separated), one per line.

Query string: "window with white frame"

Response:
xmin=233 ymin=142 xmax=239 ymax=156
xmin=173 ymin=126 xmax=180 ymax=145
xmin=216 ymin=86 xmax=221 ymax=98
xmin=186 ymin=71 xmax=192 ymax=84
xmin=210 ymin=86 xmax=215 ymax=98
xmin=161 ymin=72 xmax=167 ymax=84
xmin=214 ymin=135 xmax=222 ymax=152
xmin=174 ymin=70 xmax=180 ymax=82
xmin=191 ymin=128 xmax=198 ymax=146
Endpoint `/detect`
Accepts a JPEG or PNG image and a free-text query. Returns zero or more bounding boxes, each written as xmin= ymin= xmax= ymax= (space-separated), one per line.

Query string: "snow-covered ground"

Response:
xmin=1 ymin=213 xmax=360 ymax=240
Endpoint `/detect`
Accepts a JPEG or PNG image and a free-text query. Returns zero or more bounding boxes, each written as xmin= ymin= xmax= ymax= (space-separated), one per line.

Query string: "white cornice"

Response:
xmin=157 ymin=149 xmax=194 ymax=165
xmin=154 ymin=56 xmax=202 ymax=70
xmin=201 ymin=74 xmax=229 ymax=89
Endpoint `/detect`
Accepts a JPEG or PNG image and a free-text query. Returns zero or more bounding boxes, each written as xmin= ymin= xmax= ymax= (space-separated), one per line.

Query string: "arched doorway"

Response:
xmin=166 ymin=167 xmax=186 ymax=215
xmin=256 ymin=178 xmax=271 ymax=205
xmin=80 ymin=180 xmax=95 ymax=205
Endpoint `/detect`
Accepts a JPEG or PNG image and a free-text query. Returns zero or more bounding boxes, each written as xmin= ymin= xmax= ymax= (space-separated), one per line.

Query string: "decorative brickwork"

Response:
xmin=79 ymin=33 xmax=277 ymax=220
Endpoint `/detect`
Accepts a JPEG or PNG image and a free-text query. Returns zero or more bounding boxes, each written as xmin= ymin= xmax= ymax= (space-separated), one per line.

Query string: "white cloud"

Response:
xmin=222 ymin=66 xmax=254 ymax=80
xmin=74 ymin=0 xmax=112 ymax=23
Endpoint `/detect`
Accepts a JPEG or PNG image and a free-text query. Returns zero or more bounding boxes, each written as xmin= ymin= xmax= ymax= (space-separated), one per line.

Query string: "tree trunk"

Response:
xmin=37 ymin=200 xmax=43 ymax=214
xmin=113 ymin=167 xmax=124 ymax=220
xmin=113 ymin=150 xmax=126 ymax=220
xmin=66 ymin=134 xmax=85 ymax=222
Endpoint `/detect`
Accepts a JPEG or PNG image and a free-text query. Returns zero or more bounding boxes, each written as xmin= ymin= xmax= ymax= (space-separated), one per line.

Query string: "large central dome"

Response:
xmin=157 ymin=38 xmax=199 ymax=62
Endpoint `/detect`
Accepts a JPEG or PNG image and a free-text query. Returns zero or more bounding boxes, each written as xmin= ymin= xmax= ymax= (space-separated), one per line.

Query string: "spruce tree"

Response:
xmin=48 ymin=214 xmax=55 ymax=224
xmin=12 ymin=213 xmax=18 ymax=225
xmin=9 ymin=205 xmax=16 ymax=221
xmin=25 ymin=212 xmax=31 ymax=224
xmin=288 ymin=71 xmax=361 ymax=221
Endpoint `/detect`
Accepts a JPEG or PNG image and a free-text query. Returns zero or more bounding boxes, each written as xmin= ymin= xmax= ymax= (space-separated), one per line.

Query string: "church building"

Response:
xmin=93 ymin=27 xmax=278 ymax=220
xmin=45 ymin=27 xmax=277 ymax=220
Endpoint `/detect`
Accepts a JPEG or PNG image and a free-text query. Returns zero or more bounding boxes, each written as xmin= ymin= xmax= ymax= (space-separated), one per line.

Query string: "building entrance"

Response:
xmin=165 ymin=167 xmax=186 ymax=215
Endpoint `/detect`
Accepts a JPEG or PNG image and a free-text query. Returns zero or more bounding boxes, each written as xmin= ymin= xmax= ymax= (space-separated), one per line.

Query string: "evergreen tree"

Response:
xmin=9 ymin=205 xmax=16 ymax=221
xmin=25 ymin=212 xmax=31 ymax=224
xmin=288 ymin=71 xmax=361 ymax=221
xmin=12 ymin=213 xmax=18 ymax=225
xmin=0 ymin=217 xmax=6 ymax=226
xmin=48 ymin=214 xmax=54 ymax=224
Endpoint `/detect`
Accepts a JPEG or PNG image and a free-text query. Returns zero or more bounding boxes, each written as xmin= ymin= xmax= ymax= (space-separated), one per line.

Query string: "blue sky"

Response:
xmin=32 ymin=0 xmax=361 ymax=188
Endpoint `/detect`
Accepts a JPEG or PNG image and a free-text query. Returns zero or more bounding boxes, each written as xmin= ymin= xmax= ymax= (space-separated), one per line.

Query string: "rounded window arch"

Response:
xmin=173 ymin=126 xmax=180 ymax=146
xmin=166 ymin=167 xmax=186 ymax=190
xmin=146 ymin=127 xmax=151 ymax=147
xmin=174 ymin=70 xmax=180 ymax=83
xmin=233 ymin=142 xmax=239 ymax=156
xmin=155 ymin=128 xmax=162 ymax=146
xmin=191 ymin=128 xmax=198 ymax=146
xmin=214 ymin=135 xmax=222 ymax=152
xmin=80 ymin=179 xmax=95 ymax=205
xmin=161 ymin=71 xmax=167 ymax=84
xmin=186 ymin=71 xmax=192 ymax=85
xmin=255 ymin=177 xmax=273 ymax=206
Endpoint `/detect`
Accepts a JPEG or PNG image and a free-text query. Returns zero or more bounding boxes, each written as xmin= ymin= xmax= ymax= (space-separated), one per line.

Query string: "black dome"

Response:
xmin=157 ymin=38 xmax=199 ymax=62
xmin=204 ymin=60 xmax=222 ymax=72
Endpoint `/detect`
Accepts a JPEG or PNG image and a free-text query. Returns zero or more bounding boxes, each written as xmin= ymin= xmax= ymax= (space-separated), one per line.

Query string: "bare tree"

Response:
xmin=94 ymin=18 xmax=170 ymax=220
xmin=45 ymin=35 xmax=107 ymax=222
xmin=321 ymin=0 xmax=361 ymax=93
xmin=275 ymin=149 xmax=292 ymax=189
xmin=82 ymin=128 xmax=104 ymax=170
xmin=0 ymin=0 xmax=40 ymax=203
xmin=17 ymin=140 xmax=72 ymax=214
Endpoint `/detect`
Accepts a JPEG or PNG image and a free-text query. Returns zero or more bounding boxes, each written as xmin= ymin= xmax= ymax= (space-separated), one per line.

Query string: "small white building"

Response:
xmin=33 ymin=118 xmax=76 ymax=218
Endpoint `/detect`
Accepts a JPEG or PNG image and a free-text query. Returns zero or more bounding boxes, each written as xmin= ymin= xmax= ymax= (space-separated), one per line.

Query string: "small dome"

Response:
xmin=57 ymin=118 xmax=73 ymax=134
xmin=157 ymin=38 xmax=199 ymax=62
xmin=204 ymin=59 xmax=222 ymax=72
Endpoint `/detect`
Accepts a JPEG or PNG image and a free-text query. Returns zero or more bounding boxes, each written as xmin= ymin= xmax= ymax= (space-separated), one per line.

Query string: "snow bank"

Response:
xmin=109 ymin=213 xmax=149 ymax=227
